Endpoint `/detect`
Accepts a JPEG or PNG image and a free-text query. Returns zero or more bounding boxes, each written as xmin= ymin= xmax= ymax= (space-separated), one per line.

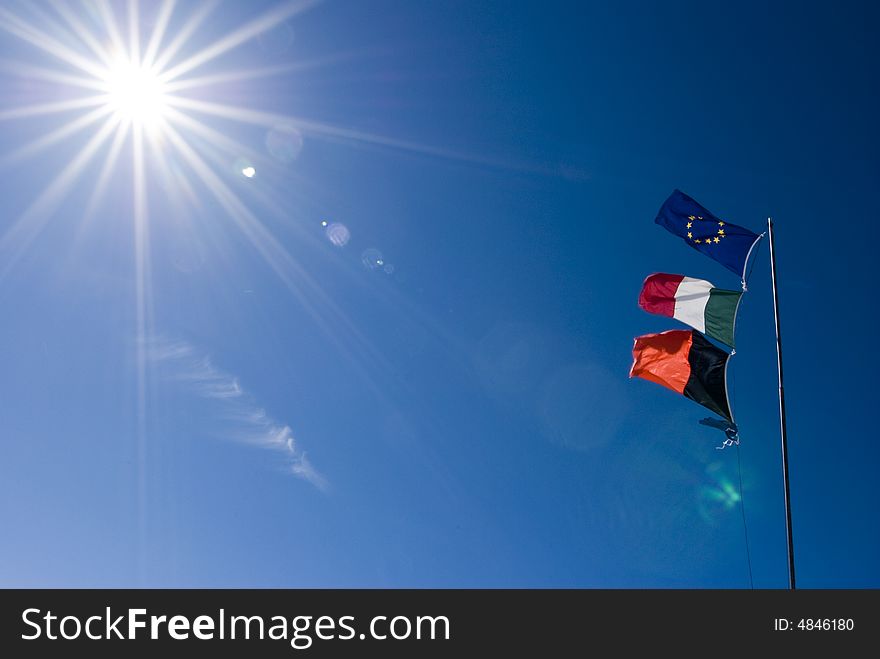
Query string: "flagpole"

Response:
xmin=768 ymin=217 xmax=796 ymax=590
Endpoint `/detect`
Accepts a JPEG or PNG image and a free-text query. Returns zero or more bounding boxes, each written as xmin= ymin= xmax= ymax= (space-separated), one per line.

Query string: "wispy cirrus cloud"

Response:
xmin=146 ymin=337 xmax=328 ymax=491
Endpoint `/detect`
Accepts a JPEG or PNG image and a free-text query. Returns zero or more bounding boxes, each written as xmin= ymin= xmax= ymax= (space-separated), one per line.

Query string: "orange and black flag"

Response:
xmin=629 ymin=329 xmax=733 ymax=422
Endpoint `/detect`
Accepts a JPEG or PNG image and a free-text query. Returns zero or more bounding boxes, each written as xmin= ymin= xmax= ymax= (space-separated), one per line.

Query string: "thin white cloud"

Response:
xmin=291 ymin=453 xmax=328 ymax=492
xmin=146 ymin=337 xmax=328 ymax=491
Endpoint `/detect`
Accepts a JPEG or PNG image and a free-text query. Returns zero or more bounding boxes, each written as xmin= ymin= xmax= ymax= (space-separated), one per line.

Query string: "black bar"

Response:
xmin=0 ymin=589 xmax=876 ymax=655
xmin=768 ymin=218 xmax=796 ymax=590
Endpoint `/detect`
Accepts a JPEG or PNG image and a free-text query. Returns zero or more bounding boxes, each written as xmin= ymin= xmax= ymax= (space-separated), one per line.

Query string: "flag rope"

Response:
xmin=740 ymin=232 xmax=766 ymax=291
xmin=736 ymin=442 xmax=755 ymax=589
xmin=727 ymin=256 xmax=756 ymax=588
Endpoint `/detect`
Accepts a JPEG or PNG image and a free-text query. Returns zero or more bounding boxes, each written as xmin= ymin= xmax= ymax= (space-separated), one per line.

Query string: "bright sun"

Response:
xmin=101 ymin=57 xmax=168 ymax=127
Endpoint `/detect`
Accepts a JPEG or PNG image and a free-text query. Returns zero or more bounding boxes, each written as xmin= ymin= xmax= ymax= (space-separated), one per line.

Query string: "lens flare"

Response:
xmin=265 ymin=124 xmax=303 ymax=163
xmin=325 ymin=222 xmax=349 ymax=247
xmin=361 ymin=248 xmax=383 ymax=270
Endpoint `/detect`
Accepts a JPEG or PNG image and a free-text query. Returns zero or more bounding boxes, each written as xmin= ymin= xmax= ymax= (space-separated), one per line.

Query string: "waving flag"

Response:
xmin=629 ymin=329 xmax=733 ymax=421
xmin=655 ymin=189 xmax=761 ymax=282
xmin=638 ymin=273 xmax=742 ymax=347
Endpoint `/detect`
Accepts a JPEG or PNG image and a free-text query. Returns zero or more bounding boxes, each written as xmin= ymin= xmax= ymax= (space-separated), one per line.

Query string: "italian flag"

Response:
xmin=629 ymin=329 xmax=733 ymax=421
xmin=638 ymin=273 xmax=741 ymax=347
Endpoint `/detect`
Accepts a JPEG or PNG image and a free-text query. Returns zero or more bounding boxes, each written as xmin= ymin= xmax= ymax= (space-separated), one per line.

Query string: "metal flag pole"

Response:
xmin=768 ymin=217 xmax=796 ymax=590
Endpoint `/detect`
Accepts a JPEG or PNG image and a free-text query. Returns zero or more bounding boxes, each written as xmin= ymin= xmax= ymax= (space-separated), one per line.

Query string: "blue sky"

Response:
xmin=0 ymin=0 xmax=877 ymax=588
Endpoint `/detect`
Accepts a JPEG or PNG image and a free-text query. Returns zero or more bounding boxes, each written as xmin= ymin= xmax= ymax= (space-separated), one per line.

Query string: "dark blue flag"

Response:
xmin=655 ymin=190 xmax=762 ymax=283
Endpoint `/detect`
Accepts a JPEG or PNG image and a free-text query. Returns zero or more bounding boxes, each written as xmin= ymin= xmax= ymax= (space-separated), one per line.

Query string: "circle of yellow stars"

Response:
xmin=686 ymin=215 xmax=726 ymax=245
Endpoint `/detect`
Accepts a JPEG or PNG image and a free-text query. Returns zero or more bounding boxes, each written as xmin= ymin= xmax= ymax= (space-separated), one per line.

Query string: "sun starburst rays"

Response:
xmin=0 ymin=1 xmax=529 ymax=580
xmin=0 ymin=0 xmax=314 ymax=238
xmin=0 ymin=0 xmax=344 ymax=576
xmin=2 ymin=0 xmax=412 ymax=419
xmin=0 ymin=0 xmax=468 ymax=402
xmin=0 ymin=111 xmax=121 ymax=280
xmin=4 ymin=0 xmax=441 ymax=421
xmin=100 ymin=56 xmax=169 ymax=128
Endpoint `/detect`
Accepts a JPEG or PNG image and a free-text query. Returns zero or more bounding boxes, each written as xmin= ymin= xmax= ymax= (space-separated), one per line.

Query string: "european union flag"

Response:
xmin=655 ymin=190 xmax=762 ymax=282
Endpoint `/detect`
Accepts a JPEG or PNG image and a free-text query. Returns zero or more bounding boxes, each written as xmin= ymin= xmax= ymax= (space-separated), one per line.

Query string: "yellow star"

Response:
xmin=719 ymin=221 xmax=725 ymax=226
xmin=688 ymin=215 xmax=696 ymax=221
xmin=697 ymin=216 xmax=703 ymax=220
xmin=714 ymin=236 xmax=720 ymax=243
xmin=686 ymin=221 xmax=693 ymax=228
xmin=687 ymin=232 xmax=693 ymax=239
xmin=718 ymin=229 xmax=725 ymax=236
xmin=694 ymin=239 xmax=701 ymax=244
